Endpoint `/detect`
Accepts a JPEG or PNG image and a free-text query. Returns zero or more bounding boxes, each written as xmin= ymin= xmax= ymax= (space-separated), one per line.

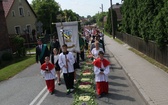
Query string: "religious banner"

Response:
xmin=56 ymin=21 xmax=80 ymax=52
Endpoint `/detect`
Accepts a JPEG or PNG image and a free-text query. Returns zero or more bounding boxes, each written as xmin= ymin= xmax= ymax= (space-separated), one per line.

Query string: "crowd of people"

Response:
xmin=35 ymin=26 xmax=111 ymax=98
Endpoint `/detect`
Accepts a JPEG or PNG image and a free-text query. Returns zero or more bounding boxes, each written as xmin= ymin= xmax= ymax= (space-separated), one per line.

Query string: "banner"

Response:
xmin=56 ymin=21 xmax=80 ymax=52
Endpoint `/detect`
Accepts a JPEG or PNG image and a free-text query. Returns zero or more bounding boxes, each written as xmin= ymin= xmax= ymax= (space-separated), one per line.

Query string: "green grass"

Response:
xmin=114 ymin=38 xmax=124 ymax=44
xmin=104 ymin=31 xmax=123 ymax=44
xmin=27 ymin=47 xmax=36 ymax=52
xmin=0 ymin=56 xmax=35 ymax=81
xmin=129 ymin=48 xmax=168 ymax=73
xmin=104 ymin=31 xmax=112 ymax=38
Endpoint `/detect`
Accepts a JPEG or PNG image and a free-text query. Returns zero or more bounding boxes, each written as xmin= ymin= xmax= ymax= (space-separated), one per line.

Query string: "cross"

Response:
xmin=57 ymin=14 xmax=66 ymax=44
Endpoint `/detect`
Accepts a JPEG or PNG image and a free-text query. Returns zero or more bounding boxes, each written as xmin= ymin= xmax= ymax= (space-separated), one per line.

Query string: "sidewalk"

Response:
xmin=104 ymin=35 xmax=168 ymax=105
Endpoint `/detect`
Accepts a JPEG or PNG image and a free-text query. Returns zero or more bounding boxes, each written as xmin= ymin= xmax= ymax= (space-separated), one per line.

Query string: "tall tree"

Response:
xmin=31 ymin=0 xmax=60 ymax=34
xmin=63 ymin=9 xmax=80 ymax=22
xmin=105 ymin=8 xmax=117 ymax=36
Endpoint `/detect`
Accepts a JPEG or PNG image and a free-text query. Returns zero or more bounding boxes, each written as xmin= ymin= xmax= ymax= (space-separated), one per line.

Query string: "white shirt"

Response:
xmin=41 ymin=68 xmax=56 ymax=80
xmin=58 ymin=52 xmax=75 ymax=73
xmin=91 ymin=48 xmax=104 ymax=59
xmin=54 ymin=55 xmax=59 ymax=64
xmin=39 ymin=45 xmax=42 ymax=50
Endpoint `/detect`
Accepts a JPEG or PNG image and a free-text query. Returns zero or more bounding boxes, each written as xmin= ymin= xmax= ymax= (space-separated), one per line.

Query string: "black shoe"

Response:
xmin=50 ymin=91 xmax=55 ymax=95
xmin=97 ymin=94 xmax=102 ymax=98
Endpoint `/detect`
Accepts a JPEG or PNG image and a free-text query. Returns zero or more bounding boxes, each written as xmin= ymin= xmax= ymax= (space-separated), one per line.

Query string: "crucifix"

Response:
xmin=57 ymin=14 xmax=65 ymax=44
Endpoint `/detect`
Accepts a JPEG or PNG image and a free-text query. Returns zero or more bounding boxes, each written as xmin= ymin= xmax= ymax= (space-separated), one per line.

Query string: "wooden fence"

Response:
xmin=116 ymin=32 xmax=168 ymax=67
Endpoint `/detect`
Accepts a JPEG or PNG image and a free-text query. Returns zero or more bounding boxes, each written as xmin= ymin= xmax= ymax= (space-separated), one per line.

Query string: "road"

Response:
xmin=0 ymin=47 xmax=146 ymax=105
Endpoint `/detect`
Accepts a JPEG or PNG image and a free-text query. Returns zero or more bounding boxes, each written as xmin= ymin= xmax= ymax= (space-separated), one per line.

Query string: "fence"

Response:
xmin=116 ymin=32 xmax=168 ymax=67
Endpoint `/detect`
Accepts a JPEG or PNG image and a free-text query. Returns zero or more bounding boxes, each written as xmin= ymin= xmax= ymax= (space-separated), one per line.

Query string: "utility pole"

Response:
xmin=100 ymin=4 xmax=104 ymax=31
xmin=110 ymin=0 xmax=115 ymax=39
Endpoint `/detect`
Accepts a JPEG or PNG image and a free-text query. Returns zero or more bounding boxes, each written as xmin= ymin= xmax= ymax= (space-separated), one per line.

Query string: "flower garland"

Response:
xmin=73 ymin=57 xmax=97 ymax=105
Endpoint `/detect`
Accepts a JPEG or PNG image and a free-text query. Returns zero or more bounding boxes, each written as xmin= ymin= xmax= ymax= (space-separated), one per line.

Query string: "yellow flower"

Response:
xmin=79 ymin=85 xmax=91 ymax=89
xmin=82 ymin=72 xmax=91 ymax=76
xmin=81 ymin=78 xmax=90 ymax=82
xmin=79 ymin=96 xmax=90 ymax=101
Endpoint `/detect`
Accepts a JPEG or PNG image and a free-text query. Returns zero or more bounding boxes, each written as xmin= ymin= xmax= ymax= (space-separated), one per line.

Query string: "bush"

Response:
xmin=1 ymin=52 xmax=13 ymax=61
xmin=11 ymin=35 xmax=26 ymax=57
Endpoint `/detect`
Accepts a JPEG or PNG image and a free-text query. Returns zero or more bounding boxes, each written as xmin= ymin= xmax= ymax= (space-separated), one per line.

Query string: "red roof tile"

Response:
xmin=2 ymin=0 xmax=15 ymax=17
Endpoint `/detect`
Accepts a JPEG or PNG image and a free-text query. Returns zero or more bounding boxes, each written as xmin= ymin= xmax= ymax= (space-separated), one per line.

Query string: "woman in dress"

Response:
xmin=51 ymin=48 xmax=61 ymax=85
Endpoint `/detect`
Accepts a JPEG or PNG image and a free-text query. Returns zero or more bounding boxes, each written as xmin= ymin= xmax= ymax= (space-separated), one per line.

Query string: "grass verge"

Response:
xmin=114 ymin=38 xmax=124 ymax=44
xmin=0 ymin=55 xmax=35 ymax=81
xmin=104 ymin=31 xmax=112 ymax=38
xmin=129 ymin=48 xmax=168 ymax=73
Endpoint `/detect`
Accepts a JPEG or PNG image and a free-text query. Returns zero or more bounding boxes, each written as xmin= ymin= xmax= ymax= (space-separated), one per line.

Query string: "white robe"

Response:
xmin=41 ymin=69 xmax=56 ymax=80
xmin=94 ymin=65 xmax=110 ymax=82
xmin=58 ymin=52 xmax=75 ymax=73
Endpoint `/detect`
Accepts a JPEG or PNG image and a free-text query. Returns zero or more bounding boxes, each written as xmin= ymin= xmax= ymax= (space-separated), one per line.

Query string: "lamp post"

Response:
xmin=110 ymin=0 xmax=115 ymax=39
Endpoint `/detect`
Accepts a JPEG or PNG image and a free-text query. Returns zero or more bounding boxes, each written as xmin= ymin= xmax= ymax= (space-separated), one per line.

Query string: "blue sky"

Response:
xmin=28 ymin=0 xmax=122 ymax=17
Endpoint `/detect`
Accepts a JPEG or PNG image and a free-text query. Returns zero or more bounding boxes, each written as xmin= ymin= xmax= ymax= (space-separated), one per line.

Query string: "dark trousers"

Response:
xmin=75 ymin=53 xmax=80 ymax=68
xmin=80 ymin=51 xmax=85 ymax=61
xmin=40 ymin=59 xmax=45 ymax=65
xmin=63 ymin=72 xmax=74 ymax=89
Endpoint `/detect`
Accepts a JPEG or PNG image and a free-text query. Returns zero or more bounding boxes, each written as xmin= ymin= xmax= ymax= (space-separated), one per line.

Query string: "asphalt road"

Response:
xmin=0 ymin=47 xmax=147 ymax=105
xmin=95 ymin=48 xmax=147 ymax=105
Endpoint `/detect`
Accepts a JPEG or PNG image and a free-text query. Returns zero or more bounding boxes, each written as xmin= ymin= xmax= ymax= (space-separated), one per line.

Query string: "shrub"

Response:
xmin=11 ymin=35 xmax=26 ymax=57
xmin=1 ymin=52 xmax=13 ymax=61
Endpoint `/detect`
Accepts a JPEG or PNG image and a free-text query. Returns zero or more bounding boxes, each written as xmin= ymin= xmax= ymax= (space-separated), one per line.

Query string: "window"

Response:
xmin=15 ymin=26 xmax=21 ymax=34
xmin=26 ymin=25 xmax=31 ymax=34
xmin=11 ymin=10 xmax=15 ymax=17
xmin=18 ymin=7 xmax=24 ymax=16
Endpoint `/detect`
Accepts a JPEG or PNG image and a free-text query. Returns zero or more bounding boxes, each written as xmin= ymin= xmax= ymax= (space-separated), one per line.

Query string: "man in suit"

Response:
xmin=36 ymin=39 xmax=50 ymax=65
xmin=50 ymin=36 xmax=60 ymax=54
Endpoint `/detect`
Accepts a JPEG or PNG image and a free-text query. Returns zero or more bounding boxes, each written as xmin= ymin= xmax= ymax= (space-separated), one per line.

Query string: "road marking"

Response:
xmin=29 ymin=86 xmax=47 ymax=105
xmin=36 ymin=90 xmax=49 ymax=105
xmin=29 ymin=72 xmax=63 ymax=105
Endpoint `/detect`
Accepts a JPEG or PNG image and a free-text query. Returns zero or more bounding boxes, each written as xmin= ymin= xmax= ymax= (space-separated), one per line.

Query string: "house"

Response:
xmin=113 ymin=3 xmax=122 ymax=22
xmin=0 ymin=0 xmax=10 ymax=55
xmin=2 ymin=0 xmax=37 ymax=41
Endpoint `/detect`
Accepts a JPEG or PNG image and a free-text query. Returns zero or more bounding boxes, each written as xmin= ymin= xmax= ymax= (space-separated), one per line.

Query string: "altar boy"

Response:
xmin=58 ymin=44 xmax=75 ymax=95
xmin=93 ymin=51 xmax=110 ymax=98
xmin=41 ymin=56 xmax=56 ymax=95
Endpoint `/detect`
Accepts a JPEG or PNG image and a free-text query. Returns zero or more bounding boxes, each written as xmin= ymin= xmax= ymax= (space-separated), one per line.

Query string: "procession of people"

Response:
xmin=36 ymin=25 xmax=110 ymax=98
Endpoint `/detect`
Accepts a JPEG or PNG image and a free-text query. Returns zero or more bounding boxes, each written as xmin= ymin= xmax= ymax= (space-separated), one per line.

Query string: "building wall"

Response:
xmin=0 ymin=1 xmax=10 ymax=51
xmin=6 ymin=0 xmax=36 ymax=36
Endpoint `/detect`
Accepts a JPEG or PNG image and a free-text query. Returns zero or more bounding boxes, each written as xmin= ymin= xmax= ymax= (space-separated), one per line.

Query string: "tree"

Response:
xmin=31 ymin=0 xmax=60 ymax=34
xmin=105 ymin=8 xmax=117 ymax=36
xmin=152 ymin=0 xmax=168 ymax=48
xmin=63 ymin=9 xmax=80 ymax=22
xmin=121 ymin=0 xmax=167 ymax=47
